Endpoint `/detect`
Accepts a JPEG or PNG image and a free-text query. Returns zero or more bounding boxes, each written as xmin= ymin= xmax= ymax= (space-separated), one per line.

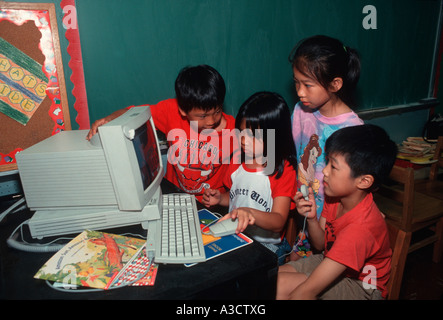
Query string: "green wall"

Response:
xmin=74 ymin=0 xmax=441 ymax=125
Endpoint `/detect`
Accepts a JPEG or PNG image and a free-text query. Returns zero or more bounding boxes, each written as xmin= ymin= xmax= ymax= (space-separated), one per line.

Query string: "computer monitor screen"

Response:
xmin=133 ymin=121 xmax=160 ymax=191
xmin=16 ymin=106 xmax=165 ymax=238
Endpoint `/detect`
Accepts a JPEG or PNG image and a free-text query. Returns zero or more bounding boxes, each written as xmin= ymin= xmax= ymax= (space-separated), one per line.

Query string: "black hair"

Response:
xmin=289 ymin=35 xmax=360 ymax=108
xmin=175 ymin=64 xmax=226 ymax=113
xmin=235 ymin=91 xmax=297 ymax=178
xmin=324 ymin=124 xmax=398 ymax=192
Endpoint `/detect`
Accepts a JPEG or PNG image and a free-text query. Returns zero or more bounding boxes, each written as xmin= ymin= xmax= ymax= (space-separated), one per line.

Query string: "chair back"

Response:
xmin=377 ymin=166 xmax=415 ymax=231
xmin=429 ymin=136 xmax=443 ymax=180
xmin=386 ymin=223 xmax=411 ymax=300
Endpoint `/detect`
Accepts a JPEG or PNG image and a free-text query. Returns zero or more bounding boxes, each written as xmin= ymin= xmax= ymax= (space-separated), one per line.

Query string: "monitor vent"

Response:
xmin=19 ymin=153 xmax=117 ymax=208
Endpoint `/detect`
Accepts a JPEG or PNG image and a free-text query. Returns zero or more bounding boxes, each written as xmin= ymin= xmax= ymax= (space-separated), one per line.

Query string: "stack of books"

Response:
xmin=397 ymin=137 xmax=437 ymax=164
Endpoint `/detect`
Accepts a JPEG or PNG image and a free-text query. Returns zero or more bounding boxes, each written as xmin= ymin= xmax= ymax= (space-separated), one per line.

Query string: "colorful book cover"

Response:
xmin=185 ymin=209 xmax=253 ymax=267
xmin=34 ymin=230 xmax=148 ymax=289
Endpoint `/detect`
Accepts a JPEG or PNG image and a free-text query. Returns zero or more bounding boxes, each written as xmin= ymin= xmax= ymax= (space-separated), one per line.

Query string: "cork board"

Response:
xmin=0 ymin=2 xmax=71 ymax=172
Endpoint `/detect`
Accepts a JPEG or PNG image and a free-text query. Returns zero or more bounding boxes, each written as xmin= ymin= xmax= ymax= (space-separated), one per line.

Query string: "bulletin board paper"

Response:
xmin=0 ymin=2 xmax=71 ymax=172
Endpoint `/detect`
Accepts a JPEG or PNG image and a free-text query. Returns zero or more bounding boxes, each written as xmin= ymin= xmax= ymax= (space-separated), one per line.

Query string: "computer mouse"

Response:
xmin=300 ymin=185 xmax=309 ymax=200
xmin=209 ymin=218 xmax=239 ymax=237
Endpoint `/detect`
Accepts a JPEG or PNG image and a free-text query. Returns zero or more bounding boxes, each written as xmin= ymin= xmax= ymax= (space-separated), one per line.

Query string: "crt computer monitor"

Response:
xmin=16 ymin=106 xmax=165 ymax=239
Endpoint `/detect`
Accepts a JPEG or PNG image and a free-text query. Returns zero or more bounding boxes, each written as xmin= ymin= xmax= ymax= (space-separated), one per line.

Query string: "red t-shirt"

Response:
xmin=132 ymin=99 xmax=238 ymax=201
xmin=322 ymin=193 xmax=392 ymax=298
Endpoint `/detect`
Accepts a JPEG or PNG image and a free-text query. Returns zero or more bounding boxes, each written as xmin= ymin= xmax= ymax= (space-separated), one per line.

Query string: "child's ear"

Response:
xmin=178 ymin=106 xmax=188 ymax=117
xmin=329 ymin=77 xmax=343 ymax=93
xmin=357 ymin=174 xmax=374 ymax=190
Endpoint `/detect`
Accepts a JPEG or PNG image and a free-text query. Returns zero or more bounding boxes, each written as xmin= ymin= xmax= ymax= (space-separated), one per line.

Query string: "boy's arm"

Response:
xmin=306 ymin=215 xmax=326 ymax=251
xmin=289 ymin=257 xmax=347 ymax=300
xmin=86 ymin=99 xmax=173 ymax=141
xmin=86 ymin=108 xmax=126 ymax=140
xmin=295 ymin=188 xmax=325 ymax=250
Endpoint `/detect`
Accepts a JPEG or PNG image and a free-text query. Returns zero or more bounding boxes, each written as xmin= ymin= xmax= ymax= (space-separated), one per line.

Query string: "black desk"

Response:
xmin=0 ymin=181 xmax=278 ymax=300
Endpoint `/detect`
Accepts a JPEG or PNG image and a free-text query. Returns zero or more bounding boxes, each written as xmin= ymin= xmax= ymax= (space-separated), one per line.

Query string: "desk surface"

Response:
xmin=0 ymin=181 xmax=278 ymax=300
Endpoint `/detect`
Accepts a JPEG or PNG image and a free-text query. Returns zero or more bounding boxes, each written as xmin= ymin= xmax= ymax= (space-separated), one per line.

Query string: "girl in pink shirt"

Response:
xmin=289 ymin=35 xmax=364 ymax=259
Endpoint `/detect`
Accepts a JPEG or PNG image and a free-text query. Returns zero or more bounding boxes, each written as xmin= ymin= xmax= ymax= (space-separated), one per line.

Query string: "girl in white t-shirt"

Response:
xmin=202 ymin=91 xmax=297 ymax=264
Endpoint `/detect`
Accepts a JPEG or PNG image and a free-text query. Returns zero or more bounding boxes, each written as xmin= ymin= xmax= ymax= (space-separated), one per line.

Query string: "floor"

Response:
xmin=399 ymin=244 xmax=443 ymax=300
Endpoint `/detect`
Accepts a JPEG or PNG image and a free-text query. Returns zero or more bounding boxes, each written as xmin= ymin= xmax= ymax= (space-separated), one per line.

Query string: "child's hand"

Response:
xmin=220 ymin=207 xmax=255 ymax=234
xmin=86 ymin=117 xmax=109 ymax=140
xmin=294 ymin=187 xmax=317 ymax=219
xmin=202 ymin=188 xmax=221 ymax=207
xmin=86 ymin=109 xmax=125 ymax=141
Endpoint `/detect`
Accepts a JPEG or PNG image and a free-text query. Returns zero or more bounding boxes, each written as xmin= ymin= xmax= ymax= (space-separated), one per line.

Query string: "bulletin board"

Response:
xmin=0 ymin=2 xmax=71 ymax=172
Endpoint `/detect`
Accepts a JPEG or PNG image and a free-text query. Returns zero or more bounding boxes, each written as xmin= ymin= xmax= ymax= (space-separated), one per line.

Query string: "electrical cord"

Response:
xmin=7 ymin=220 xmax=69 ymax=252
xmin=7 ymin=220 xmax=147 ymax=253
xmin=0 ymin=197 xmax=26 ymax=223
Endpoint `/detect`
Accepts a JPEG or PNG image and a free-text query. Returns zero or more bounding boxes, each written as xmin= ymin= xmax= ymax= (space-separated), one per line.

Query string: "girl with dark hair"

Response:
xmin=289 ymin=35 xmax=364 ymax=260
xmin=202 ymin=92 xmax=297 ymax=264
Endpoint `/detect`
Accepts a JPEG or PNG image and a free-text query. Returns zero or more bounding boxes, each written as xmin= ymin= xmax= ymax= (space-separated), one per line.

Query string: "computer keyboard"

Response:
xmin=154 ymin=193 xmax=206 ymax=264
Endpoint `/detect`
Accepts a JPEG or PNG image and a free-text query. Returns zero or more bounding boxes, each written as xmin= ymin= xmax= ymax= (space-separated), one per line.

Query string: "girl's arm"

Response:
xmin=202 ymin=189 xmax=230 ymax=207
xmin=226 ymin=196 xmax=291 ymax=234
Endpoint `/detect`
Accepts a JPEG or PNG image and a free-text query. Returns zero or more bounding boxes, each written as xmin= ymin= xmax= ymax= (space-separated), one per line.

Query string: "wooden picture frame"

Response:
xmin=0 ymin=2 xmax=71 ymax=172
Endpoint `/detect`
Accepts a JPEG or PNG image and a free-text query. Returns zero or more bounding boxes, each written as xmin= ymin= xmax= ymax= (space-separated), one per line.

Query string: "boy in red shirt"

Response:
xmin=276 ymin=124 xmax=397 ymax=299
xmin=86 ymin=65 xmax=238 ymax=201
